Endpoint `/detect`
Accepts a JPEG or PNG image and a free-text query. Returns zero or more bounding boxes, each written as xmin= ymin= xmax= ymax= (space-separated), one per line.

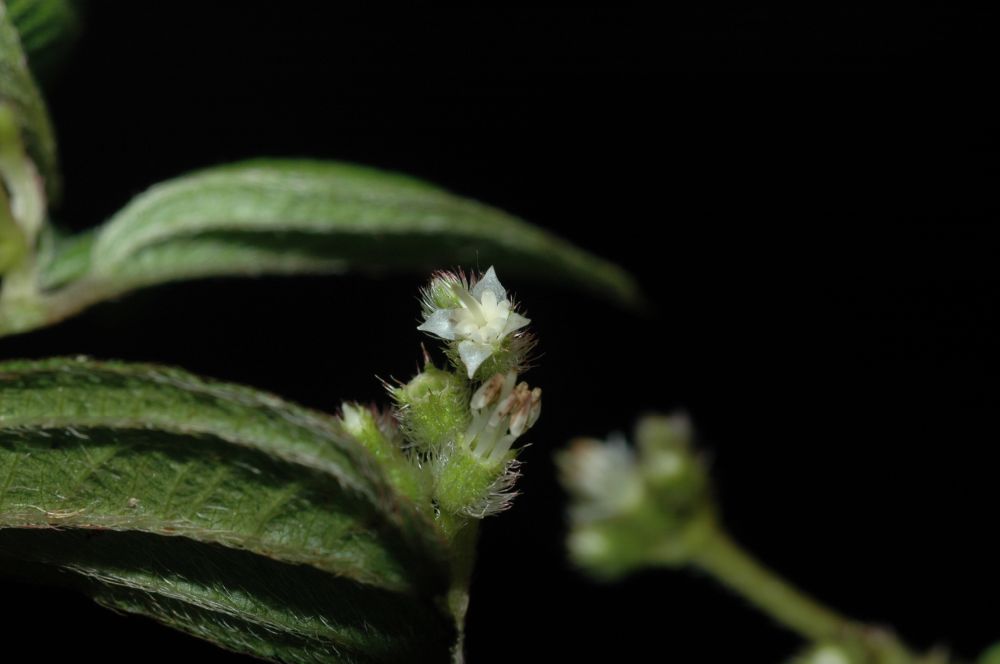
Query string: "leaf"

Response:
xmin=0 ymin=357 xmax=453 ymax=662
xmin=0 ymin=0 xmax=59 ymax=200
xmin=4 ymin=0 xmax=78 ymax=79
xmin=981 ymin=644 xmax=1000 ymax=664
xmin=0 ymin=531 xmax=452 ymax=664
xmin=0 ymin=159 xmax=641 ymax=336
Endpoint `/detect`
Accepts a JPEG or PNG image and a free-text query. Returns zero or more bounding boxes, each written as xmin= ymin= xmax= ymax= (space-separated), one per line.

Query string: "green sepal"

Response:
xmin=433 ymin=444 xmax=506 ymax=518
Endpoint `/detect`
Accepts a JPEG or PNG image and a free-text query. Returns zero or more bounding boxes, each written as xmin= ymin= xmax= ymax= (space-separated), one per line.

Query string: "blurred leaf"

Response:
xmin=0 ymin=0 xmax=59 ymax=199
xmin=979 ymin=643 xmax=1000 ymax=664
xmin=0 ymin=357 xmax=452 ymax=662
xmin=4 ymin=0 xmax=78 ymax=79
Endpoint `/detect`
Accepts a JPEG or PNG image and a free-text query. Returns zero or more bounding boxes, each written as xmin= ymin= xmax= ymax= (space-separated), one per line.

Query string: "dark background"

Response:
xmin=3 ymin=4 xmax=1000 ymax=662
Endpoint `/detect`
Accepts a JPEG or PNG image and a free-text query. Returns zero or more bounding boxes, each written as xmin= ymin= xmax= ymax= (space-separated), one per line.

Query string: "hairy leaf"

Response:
xmin=0 ymin=531 xmax=452 ymax=663
xmin=0 ymin=357 xmax=452 ymax=662
xmin=0 ymin=0 xmax=59 ymax=199
xmin=0 ymin=159 xmax=640 ymax=336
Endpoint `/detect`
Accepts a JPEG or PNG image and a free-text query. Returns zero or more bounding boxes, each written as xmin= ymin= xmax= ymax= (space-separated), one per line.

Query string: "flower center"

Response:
xmin=453 ymin=289 xmax=511 ymax=344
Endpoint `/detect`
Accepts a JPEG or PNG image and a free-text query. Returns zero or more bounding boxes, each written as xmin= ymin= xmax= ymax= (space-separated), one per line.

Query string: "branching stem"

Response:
xmin=693 ymin=525 xmax=855 ymax=641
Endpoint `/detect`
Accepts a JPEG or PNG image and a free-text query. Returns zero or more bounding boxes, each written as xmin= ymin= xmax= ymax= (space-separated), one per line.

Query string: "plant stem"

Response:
xmin=443 ymin=518 xmax=479 ymax=664
xmin=691 ymin=524 xmax=857 ymax=642
xmin=0 ymin=276 xmax=116 ymax=337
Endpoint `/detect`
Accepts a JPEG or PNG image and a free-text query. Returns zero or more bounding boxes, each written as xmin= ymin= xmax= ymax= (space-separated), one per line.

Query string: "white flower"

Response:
xmin=558 ymin=436 xmax=645 ymax=523
xmin=417 ymin=266 xmax=530 ymax=378
xmin=802 ymin=646 xmax=851 ymax=664
xmin=462 ymin=371 xmax=541 ymax=465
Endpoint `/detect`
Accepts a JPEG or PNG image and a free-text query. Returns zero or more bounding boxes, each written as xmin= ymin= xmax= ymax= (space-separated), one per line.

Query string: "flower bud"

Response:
xmin=634 ymin=413 xmax=706 ymax=502
xmin=391 ymin=363 xmax=470 ymax=452
xmin=420 ymin=270 xmax=466 ymax=312
xmin=338 ymin=402 xmax=429 ymax=506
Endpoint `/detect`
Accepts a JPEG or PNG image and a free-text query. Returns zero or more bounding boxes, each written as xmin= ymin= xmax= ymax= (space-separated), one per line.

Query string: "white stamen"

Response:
xmin=463 ymin=371 xmax=540 ymax=465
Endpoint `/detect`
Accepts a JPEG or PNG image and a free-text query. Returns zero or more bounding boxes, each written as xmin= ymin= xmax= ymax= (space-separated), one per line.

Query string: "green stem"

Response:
xmin=0 ymin=275 xmax=116 ymax=337
xmin=443 ymin=517 xmax=479 ymax=664
xmin=691 ymin=524 xmax=857 ymax=642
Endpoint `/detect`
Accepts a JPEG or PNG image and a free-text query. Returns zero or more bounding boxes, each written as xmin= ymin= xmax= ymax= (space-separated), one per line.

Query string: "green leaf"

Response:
xmin=980 ymin=643 xmax=1000 ymax=664
xmin=0 ymin=357 xmax=452 ymax=662
xmin=0 ymin=531 xmax=452 ymax=664
xmin=0 ymin=159 xmax=641 ymax=336
xmin=0 ymin=0 xmax=59 ymax=200
xmin=4 ymin=0 xmax=77 ymax=79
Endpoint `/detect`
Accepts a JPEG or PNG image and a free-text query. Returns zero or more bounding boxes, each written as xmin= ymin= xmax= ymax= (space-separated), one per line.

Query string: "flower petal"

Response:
xmin=458 ymin=340 xmax=495 ymax=379
xmin=471 ymin=266 xmax=506 ymax=302
xmin=501 ymin=310 xmax=531 ymax=337
xmin=417 ymin=308 xmax=457 ymax=340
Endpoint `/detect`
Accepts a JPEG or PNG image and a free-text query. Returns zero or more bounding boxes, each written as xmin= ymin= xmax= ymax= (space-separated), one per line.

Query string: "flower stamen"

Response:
xmin=463 ymin=371 xmax=541 ymax=465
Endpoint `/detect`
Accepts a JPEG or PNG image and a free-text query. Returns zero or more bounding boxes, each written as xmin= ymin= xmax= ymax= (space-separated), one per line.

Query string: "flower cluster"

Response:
xmin=380 ymin=266 xmax=544 ymax=526
xmin=557 ymin=414 xmax=712 ymax=577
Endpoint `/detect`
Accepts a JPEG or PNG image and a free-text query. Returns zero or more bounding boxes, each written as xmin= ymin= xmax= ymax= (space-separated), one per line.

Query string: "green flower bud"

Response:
xmin=420 ymin=270 xmax=465 ymax=311
xmin=391 ymin=363 xmax=470 ymax=451
xmin=338 ymin=402 xmax=429 ymax=506
xmin=634 ymin=413 xmax=708 ymax=508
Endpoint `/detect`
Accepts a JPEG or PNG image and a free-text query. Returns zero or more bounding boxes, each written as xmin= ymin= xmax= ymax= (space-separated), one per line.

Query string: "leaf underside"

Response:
xmin=0 ymin=159 xmax=642 ymax=337
xmin=0 ymin=357 xmax=453 ymax=663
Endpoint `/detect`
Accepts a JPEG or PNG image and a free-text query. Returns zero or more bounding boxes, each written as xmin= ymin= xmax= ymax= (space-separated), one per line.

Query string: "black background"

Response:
xmin=2 ymin=4 xmax=1000 ymax=662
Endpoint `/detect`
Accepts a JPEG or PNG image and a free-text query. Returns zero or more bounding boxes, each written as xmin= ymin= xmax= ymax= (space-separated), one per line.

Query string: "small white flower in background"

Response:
xmin=802 ymin=646 xmax=852 ymax=664
xmin=558 ymin=435 xmax=645 ymax=523
xmin=462 ymin=371 xmax=541 ymax=465
xmin=417 ymin=266 xmax=530 ymax=378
